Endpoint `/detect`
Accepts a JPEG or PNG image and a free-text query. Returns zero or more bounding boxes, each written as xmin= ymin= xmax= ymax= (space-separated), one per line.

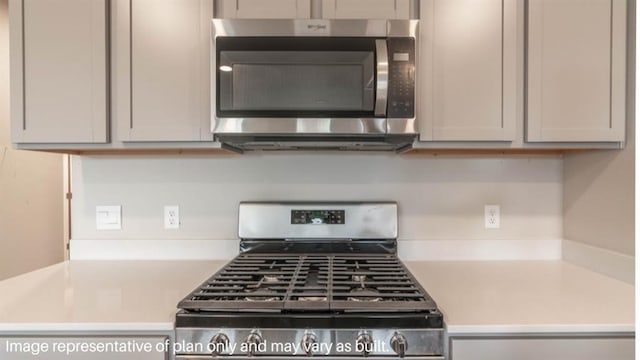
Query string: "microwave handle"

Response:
xmin=374 ymin=39 xmax=389 ymax=117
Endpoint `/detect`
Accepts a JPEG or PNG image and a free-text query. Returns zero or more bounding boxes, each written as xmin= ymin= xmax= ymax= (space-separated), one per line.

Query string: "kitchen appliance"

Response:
xmin=175 ymin=202 xmax=444 ymax=359
xmin=211 ymin=20 xmax=419 ymax=152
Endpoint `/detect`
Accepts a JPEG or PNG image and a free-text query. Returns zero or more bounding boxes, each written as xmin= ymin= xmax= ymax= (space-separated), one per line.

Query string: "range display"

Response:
xmin=291 ymin=210 xmax=345 ymax=225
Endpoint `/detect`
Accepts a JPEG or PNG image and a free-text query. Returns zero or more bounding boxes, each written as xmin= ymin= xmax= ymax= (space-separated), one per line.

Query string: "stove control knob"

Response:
xmin=244 ymin=331 xmax=264 ymax=355
xmin=390 ymin=332 xmax=408 ymax=357
xmin=356 ymin=332 xmax=374 ymax=356
xmin=210 ymin=333 xmax=229 ymax=355
xmin=300 ymin=332 xmax=318 ymax=356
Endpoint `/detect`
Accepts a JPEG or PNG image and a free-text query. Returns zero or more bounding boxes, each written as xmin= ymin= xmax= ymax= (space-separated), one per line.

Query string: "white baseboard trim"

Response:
xmin=69 ymin=239 xmax=239 ymax=260
xmin=562 ymin=239 xmax=634 ymax=284
xmin=397 ymin=239 xmax=563 ymax=261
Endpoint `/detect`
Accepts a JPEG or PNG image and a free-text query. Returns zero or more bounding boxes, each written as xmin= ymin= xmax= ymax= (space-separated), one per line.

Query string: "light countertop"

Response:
xmin=0 ymin=260 xmax=226 ymax=332
xmin=404 ymin=261 xmax=635 ymax=334
xmin=0 ymin=260 xmax=634 ymax=334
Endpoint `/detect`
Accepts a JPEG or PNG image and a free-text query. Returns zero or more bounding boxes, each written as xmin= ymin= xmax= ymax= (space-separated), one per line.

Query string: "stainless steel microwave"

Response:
xmin=211 ymin=19 xmax=419 ymax=152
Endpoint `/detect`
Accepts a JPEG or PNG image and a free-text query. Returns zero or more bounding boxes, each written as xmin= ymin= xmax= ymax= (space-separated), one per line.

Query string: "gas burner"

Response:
xmin=262 ymin=274 xmax=280 ymax=283
xmin=351 ymin=274 xmax=367 ymax=282
xmin=244 ymin=274 xmax=283 ymax=294
xmin=296 ymin=296 xmax=328 ymax=302
xmin=243 ymin=288 xmax=281 ymax=302
xmin=245 ymin=295 xmax=280 ymax=302
xmin=347 ymin=287 xmax=383 ymax=302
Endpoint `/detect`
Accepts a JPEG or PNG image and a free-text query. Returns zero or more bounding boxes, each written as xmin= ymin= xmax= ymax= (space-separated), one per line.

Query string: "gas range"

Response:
xmin=175 ymin=202 xmax=444 ymax=359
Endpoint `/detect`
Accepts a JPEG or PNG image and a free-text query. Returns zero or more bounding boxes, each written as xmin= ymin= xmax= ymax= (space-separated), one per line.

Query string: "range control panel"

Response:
xmin=386 ymin=37 xmax=415 ymax=118
xmin=291 ymin=210 xmax=345 ymax=225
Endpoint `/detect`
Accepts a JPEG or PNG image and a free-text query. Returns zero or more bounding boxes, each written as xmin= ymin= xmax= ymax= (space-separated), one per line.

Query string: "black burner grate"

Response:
xmin=179 ymin=254 xmax=436 ymax=312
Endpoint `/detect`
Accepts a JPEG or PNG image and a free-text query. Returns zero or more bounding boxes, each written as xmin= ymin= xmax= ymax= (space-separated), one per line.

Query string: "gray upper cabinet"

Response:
xmin=217 ymin=0 xmax=311 ymax=18
xmin=527 ymin=0 xmax=627 ymax=142
xmin=321 ymin=0 xmax=411 ymax=19
xmin=419 ymin=0 xmax=517 ymax=142
xmin=216 ymin=0 xmax=409 ymax=20
xmin=114 ymin=0 xmax=214 ymax=142
xmin=10 ymin=0 xmax=109 ymax=144
xmin=9 ymin=0 xmax=629 ymax=151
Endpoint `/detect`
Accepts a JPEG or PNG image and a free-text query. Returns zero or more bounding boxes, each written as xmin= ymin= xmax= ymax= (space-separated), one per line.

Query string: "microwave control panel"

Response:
xmin=387 ymin=38 xmax=415 ymax=118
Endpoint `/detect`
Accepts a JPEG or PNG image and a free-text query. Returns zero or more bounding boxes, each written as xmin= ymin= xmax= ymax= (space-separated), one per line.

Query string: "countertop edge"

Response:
xmin=446 ymin=324 xmax=635 ymax=336
xmin=0 ymin=322 xmax=175 ymax=333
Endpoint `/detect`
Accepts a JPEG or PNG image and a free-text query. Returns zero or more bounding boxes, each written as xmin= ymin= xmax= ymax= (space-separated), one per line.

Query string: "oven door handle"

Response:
xmin=374 ymin=39 xmax=389 ymax=117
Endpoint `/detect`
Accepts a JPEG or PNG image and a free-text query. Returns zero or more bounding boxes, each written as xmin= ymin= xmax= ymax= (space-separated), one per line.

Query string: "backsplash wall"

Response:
xmin=71 ymin=153 xmax=563 ymax=242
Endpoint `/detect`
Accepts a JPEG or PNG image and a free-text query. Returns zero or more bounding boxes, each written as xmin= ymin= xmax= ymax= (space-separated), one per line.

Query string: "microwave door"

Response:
xmin=374 ymin=39 xmax=389 ymax=117
xmin=215 ymin=37 xmax=378 ymax=119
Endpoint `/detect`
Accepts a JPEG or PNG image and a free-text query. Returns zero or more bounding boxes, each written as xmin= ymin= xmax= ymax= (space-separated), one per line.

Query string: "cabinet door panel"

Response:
xmin=527 ymin=0 xmax=626 ymax=142
xmin=419 ymin=0 xmax=516 ymax=141
xmin=451 ymin=337 xmax=634 ymax=360
xmin=218 ymin=0 xmax=311 ymax=18
xmin=10 ymin=0 xmax=108 ymax=144
xmin=321 ymin=0 xmax=410 ymax=19
xmin=122 ymin=0 xmax=213 ymax=142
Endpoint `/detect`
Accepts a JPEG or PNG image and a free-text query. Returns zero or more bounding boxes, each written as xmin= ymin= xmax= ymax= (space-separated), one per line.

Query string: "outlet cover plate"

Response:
xmin=485 ymin=205 xmax=500 ymax=229
xmin=164 ymin=206 xmax=180 ymax=230
xmin=96 ymin=206 xmax=121 ymax=230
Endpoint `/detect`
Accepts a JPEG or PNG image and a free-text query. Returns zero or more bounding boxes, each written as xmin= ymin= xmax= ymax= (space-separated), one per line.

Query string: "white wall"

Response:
xmin=0 ymin=0 xmax=64 ymax=280
xmin=71 ymin=154 xmax=563 ymax=246
xmin=563 ymin=126 xmax=635 ymax=257
xmin=563 ymin=0 xmax=635 ymax=258
xmin=557 ymin=1 xmax=635 ymax=284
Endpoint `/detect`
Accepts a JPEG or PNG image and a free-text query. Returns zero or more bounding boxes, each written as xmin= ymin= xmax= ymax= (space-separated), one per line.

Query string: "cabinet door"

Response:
xmin=527 ymin=0 xmax=626 ymax=142
xmin=321 ymin=0 xmax=410 ymax=19
xmin=217 ymin=0 xmax=311 ymax=18
xmin=0 ymin=337 xmax=167 ymax=360
xmin=9 ymin=0 xmax=108 ymax=144
xmin=115 ymin=0 xmax=213 ymax=142
xmin=451 ymin=337 xmax=634 ymax=360
xmin=419 ymin=0 xmax=516 ymax=141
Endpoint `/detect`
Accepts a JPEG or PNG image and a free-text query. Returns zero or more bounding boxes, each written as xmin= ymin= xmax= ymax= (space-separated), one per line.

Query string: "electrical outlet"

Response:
xmin=164 ymin=206 xmax=180 ymax=229
xmin=484 ymin=205 xmax=500 ymax=229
